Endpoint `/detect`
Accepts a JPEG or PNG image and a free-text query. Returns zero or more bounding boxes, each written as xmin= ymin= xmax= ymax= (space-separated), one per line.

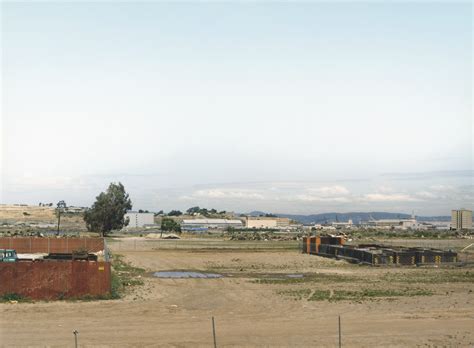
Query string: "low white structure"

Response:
xmin=331 ymin=219 xmax=353 ymax=229
xmin=245 ymin=217 xmax=291 ymax=229
xmin=124 ymin=211 xmax=155 ymax=228
xmin=181 ymin=219 xmax=243 ymax=231
xmin=313 ymin=224 xmax=337 ymax=231
xmin=366 ymin=218 xmax=418 ymax=230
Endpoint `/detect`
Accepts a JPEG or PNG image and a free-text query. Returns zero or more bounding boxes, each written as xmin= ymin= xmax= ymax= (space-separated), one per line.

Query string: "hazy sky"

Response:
xmin=1 ymin=1 xmax=472 ymax=215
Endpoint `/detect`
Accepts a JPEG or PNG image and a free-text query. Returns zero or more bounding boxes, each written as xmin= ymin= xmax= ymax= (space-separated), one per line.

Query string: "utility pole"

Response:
xmin=56 ymin=200 xmax=66 ymax=235
xmin=73 ymin=330 xmax=79 ymax=348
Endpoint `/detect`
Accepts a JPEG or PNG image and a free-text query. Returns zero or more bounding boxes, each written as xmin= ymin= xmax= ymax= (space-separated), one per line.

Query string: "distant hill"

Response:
xmin=246 ymin=211 xmax=451 ymax=224
xmin=0 ymin=204 xmax=87 ymax=230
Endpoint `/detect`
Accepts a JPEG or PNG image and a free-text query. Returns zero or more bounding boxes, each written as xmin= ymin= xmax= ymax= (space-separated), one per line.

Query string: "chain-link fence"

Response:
xmin=107 ymin=238 xmax=298 ymax=252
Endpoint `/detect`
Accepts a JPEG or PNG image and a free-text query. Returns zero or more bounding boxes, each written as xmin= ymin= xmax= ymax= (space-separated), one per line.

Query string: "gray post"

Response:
xmin=73 ymin=330 xmax=79 ymax=348
xmin=212 ymin=316 xmax=217 ymax=348
xmin=338 ymin=315 xmax=341 ymax=348
xmin=57 ymin=211 xmax=61 ymax=234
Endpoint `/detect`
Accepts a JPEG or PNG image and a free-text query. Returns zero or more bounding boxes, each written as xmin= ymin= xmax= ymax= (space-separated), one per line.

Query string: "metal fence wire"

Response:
xmin=107 ymin=239 xmax=298 ymax=252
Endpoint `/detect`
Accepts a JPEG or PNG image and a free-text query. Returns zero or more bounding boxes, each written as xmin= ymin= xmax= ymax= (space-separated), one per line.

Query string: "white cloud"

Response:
xmin=295 ymin=195 xmax=351 ymax=203
xmin=429 ymin=185 xmax=455 ymax=191
xmin=375 ymin=185 xmax=395 ymax=193
xmin=363 ymin=193 xmax=421 ymax=202
xmin=292 ymin=185 xmax=351 ymax=203
xmin=185 ymin=189 xmax=265 ymax=200
xmin=6 ymin=175 xmax=83 ymax=191
xmin=307 ymin=185 xmax=350 ymax=196
xmin=415 ymin=191 xmax=437 ymax=199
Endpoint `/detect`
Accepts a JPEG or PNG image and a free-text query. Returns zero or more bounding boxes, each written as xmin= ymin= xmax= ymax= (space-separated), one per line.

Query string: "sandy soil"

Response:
xmin=1 ymin=249 xmax=473 ymax=347
xmin=0 ymin=205 xmax=86 ymax=231
xmin=0 ymin=205 xmax=57 ymax=223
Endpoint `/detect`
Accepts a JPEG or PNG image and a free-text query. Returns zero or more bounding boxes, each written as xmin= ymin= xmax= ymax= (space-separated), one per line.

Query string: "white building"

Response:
xmin=245 ymin=217 xmax=291 ymax=229
xmin=313 ymin=224 xmax=337 ymax=231
xmin=124 ymin=211 xmax=155 ymax=228
xmin=331 ymin=219 xmax=353 ymax=229
xmin=65 ymin=206 xmax=86 ymax=214
xmin=181 ymin=219 xmax=243 ymax=231
xmin=366 ymin=218 xmax=418 ymax=230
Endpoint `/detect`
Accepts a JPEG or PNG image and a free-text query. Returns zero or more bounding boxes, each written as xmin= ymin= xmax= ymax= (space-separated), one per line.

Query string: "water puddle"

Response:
xmin=153 ymin=271 xmax=223 ymax=279
xmin=286 ymin=274 xmax=304 ymax=278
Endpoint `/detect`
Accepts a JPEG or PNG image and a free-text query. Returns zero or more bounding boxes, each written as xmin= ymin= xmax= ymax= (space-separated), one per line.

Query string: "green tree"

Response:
xmin=83 ymin=182 xmax=132 ymax=236
xmin=161 ymin=218 xmax=181 ymax=232
xmin=168 ymin=210 xmax=182 ymax=216
xmin=186 ymin=206 xmax=201 ymax=214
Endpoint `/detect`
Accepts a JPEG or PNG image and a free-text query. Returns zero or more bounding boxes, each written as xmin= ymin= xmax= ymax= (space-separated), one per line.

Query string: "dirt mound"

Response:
xmin=145 ymin=233 xmax=180 ymax=239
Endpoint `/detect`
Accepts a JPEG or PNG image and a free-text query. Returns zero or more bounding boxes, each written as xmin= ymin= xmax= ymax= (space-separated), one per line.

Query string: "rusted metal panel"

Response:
xmin=0 ymin=261 xmax=111 ymax=300
xmin=0 ymin=238 xmax=104 ymax=254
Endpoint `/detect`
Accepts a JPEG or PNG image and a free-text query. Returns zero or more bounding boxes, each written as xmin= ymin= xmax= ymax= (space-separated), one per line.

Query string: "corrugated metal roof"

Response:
xmin=125 ymin=211 xmax=154 ymax=215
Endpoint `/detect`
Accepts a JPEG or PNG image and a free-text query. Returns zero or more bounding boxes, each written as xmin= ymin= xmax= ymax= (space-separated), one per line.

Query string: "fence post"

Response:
xmin=338 ymin=315 xmax=342 ymax=348
xmin=73 ymin=330 xmax=79 ymax=348
xmin=212 ymin=316 xmax=217 ymax=348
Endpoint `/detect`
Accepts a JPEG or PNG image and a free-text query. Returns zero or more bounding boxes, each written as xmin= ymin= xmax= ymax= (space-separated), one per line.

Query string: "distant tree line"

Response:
xmin=81 ymin=182 xmax=233 ymax=236
xmin=127 ymin=207 xmax=228 ymax=217
xmin=185 ymin=206 xmax=226 ymax=216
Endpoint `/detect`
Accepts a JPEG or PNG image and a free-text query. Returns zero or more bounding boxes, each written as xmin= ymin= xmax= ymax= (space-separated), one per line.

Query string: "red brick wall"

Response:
xmin=0 ymin=237 xmax=104 ymax=253
xmin=0 ymin=261 xmax=111 ymax=300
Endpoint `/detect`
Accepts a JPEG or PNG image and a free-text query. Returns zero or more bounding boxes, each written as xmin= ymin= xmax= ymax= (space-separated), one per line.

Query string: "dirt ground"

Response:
xmin=0 ymin=205 xmax=86 ymax=232
xmin=1 ymin=248 xmax=473 ymax=347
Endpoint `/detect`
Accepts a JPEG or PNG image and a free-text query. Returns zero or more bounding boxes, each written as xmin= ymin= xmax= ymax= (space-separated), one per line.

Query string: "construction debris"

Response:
xmin=302 ymin=236 xmax=458 ymax=266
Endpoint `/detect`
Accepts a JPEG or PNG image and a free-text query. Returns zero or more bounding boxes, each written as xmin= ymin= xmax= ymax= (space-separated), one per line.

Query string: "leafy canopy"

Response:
xmin=84 ymin=182 xmax=132 ymax=236
xmin=161 ymin=218 xmax=181 ymax=232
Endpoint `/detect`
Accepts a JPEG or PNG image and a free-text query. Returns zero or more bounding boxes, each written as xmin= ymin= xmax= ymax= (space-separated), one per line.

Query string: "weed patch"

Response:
xmin=110 ymin=253 xmax=145 ymax=298
xmin=381 ymin=270 xmax=474 ymax=284
xmin=0 ymin=293 xmax=30 ymax=302
xmin=277 ymin=289 xmax=312 ymax=300
xmin=317 ymin=288 xmax=432 ymax=301
xmin=308 ymin=290 xmax=331 ymax=301
xmin=278 ymin=288 xmax=433 ymax=302
xmin=253 ymin=273 xmax=355 ymax=285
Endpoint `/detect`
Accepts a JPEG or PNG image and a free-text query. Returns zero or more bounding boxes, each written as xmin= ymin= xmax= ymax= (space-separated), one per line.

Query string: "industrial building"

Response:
xmin=246 ymin=217 xmax=291 ymax=229
xmin=181 ymin=219 xmax=243 ymax=232
xmin=365 ymin=218 xmax=418 ymax=230
xmin=451 ymin=209 xmax=473 ymax=230
xmin=331 ymin=220 xmax=354 ymax=229
xmin=124 ymin=211 xmax=155 ymax=228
